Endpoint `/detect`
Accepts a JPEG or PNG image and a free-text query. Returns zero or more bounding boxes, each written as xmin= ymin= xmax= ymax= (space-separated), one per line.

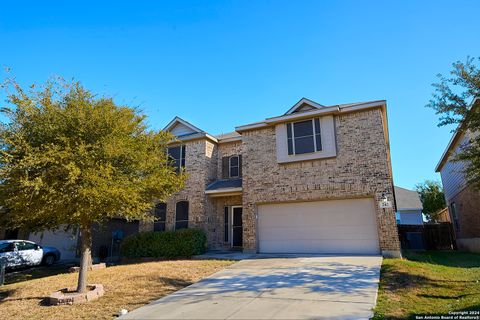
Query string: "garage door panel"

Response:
xmin=260 ymin=226 xmax=379 ymax=240
xmin=260 ymin=239 xmax=380 ymax=254
xmin=263 ymin=215 xmax=369 ymax=227
xmin=258 ymin=198 xmax=380 ymax=254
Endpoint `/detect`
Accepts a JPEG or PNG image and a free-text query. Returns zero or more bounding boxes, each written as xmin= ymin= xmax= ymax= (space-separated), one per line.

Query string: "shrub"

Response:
xmin=120 ymin=228 xmax=207 ymax=258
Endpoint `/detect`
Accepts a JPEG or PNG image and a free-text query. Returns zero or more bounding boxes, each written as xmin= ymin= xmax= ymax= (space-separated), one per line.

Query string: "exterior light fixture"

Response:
xmin=379 ymin=193 xmax=392 ymax=209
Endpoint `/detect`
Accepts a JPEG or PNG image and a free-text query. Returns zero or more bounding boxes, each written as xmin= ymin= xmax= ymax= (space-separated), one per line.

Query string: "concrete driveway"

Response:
xmin=121 ymin=255 xmax=382 ymax=320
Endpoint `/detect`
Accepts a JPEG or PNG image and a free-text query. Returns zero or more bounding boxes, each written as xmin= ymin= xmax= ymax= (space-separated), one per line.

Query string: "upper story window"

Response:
xmin=222 ymin=155 xmax=242 ymax=179
xmin=286 ymin=118 xmax=322 ymax=155
xmin=168 ymin=145 xmax=186 ymax=172
xmin=229 ymin=156 xmax=239 ymax=178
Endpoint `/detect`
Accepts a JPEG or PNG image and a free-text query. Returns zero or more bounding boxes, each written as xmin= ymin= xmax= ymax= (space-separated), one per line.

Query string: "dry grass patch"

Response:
xmin=0 ymin=259 xmax=234 ymax=320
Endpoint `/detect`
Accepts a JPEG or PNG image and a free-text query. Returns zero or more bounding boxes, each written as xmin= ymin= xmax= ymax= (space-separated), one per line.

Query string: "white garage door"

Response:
xmin=258 ymin=198 xmax=380 ymax=254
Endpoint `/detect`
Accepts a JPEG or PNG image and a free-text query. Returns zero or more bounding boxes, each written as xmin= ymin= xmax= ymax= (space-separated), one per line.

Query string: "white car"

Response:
xmin=0 ymin=240 xmax=61 ymax=269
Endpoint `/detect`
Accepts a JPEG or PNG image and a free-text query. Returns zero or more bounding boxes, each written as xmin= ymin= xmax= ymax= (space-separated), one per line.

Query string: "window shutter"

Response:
xmin=238 ymin=155 xmax=242 ymax=177
xmin=287 ymin=123 xmax=293 ymax=155
xmin=222 ymin=157 xmax=229 ymax=179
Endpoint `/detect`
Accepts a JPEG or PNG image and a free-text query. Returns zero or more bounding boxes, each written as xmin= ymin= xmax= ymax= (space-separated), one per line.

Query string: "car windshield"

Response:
xmin=0 ymin=242 xmax=15 ymax=253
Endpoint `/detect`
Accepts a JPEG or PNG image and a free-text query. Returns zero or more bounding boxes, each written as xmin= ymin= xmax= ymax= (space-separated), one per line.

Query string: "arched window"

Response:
xmin=154 ymin=203 xmax=167 ymax=232
xmin=175 ymin=201 xmax=189 ymax=229
xmin=229 ymin=155 xmax=239 ymax=178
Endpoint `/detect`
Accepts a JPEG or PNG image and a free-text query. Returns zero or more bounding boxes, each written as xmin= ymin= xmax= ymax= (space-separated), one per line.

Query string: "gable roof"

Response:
xmin=435 ymin=97 xmax=479 ymax=172
xmin=284 ymin=98 xmax=326 ymax=115
xmin=163 ymin=116 xmax=204 ymax=135
xmin=394 ymin=186 xmax=423 ymax=211
xmin=163 ymin=116 xmax=218 ymax=143
xmin=236 ymin=99 xmax=387 ymax=132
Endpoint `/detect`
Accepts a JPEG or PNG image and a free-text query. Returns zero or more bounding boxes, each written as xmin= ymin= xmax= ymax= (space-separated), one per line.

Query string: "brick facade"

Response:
xmin=165 ymin=140 xmax=217 ymax=232
xmin=216 ymin=141 xmax=242 ymax=180
xmin=448 ymin=185 xmax=480 ymax=252
xmin=140 ymin=102 xmax=401 ymax=257
xmin=240 ymin=108 xmax=400 ymax=257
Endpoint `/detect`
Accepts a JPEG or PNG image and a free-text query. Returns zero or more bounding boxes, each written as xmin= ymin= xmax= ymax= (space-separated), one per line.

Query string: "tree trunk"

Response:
xmin=77 ymin=225 xmax=92 ymax=293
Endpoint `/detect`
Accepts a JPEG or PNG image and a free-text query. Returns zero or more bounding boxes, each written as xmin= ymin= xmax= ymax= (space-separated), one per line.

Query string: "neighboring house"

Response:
xmin=29 ymin=228 xmax=78 ymax=260
xmin=0 ymin=226 xmax=78 ymax=261
xmin=138 ymin=98 xmax=401 ymax=257
xmin=436 ymin=120 xmax=480 ymax=253
xmin=394 ymin=186 xmax=423 ymax=225
xmin=27 ymin=220 xmax=139 ymax=261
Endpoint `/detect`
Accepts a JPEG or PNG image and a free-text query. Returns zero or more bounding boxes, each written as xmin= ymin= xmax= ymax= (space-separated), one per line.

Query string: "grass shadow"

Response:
xmin=404 ymin=250 xmax=480 ymax=268
xmin=379 ymin=263 xmax=437 ymax=291
xmin=5 ymin=262 xmax=75 ymax=285
xmin=0 ymin=288 xmax=16 ymax=302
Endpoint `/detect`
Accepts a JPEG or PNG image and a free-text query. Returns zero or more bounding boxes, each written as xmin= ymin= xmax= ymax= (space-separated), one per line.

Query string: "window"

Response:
xmin=287 ymin=118 xmax=322 ymax=155
xmin=154 ymin=203 xmax=167 ymax=232
xmin=450 ymin=202 xmax=459 ymax=231
xmin=16 ymin=241 xmax=37 ymax=251
xmin=0 ymin=242 xmax=15 ymax=253
xmin=222 ymin=155 xmax=241 ymax=179
xmin=175 ymin=201 xmax=189 ymax=229
xmin=224 ymin=207 xmax=229 ymax=242
xmin=229 ymin=156 xmax=239 ymax=178
xmin=168 ymin=145 xmax=186 ymax=172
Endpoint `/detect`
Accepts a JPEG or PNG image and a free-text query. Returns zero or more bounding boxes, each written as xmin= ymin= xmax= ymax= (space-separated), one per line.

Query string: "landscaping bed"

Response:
xmin=374 ymin=250 xmax=480 ymax=319
xmin=0 ymin=259 xmax=234 ymax=320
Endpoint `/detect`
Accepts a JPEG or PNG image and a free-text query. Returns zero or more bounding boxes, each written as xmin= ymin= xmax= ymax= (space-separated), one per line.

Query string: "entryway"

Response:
xmin=231 ymin=206 xmax=243 ymax=248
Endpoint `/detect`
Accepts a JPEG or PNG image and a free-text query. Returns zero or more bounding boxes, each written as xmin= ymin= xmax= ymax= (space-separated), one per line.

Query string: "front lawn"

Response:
xmin=0 ymin=259 xmax=234 ymax=320
xmin=374 ymin=250 xmax=480 ymax=319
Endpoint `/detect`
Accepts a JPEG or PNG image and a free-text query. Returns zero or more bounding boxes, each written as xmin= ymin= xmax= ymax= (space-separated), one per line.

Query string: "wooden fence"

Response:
xmin=397 ymin=222 xmax=456 ymax=250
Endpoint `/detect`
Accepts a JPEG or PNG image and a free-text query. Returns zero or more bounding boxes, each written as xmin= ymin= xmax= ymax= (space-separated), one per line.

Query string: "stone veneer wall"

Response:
xmin=207 ymin=141 xmax=244 ymax=248
xmin=139 ymin=139 xmax=218 ymax=236
xmin=241 ymin=108 xmax=401 ymax=257
xmin=210 ymin=195 xmax=243 ymax=249
xmin=216 ymin=141 xmax=242 ymax=179
xmin=138 ymin=138 xmax=245 ymax=251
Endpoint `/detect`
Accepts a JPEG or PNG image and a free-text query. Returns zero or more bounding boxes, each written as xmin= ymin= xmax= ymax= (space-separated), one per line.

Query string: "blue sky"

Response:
xmin=1 ymin=0 xmax=479 ymax=189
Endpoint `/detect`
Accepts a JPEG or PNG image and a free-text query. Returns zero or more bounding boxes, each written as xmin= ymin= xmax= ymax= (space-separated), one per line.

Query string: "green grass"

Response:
xmin=373 ymin=250 xmax=480 ymax=319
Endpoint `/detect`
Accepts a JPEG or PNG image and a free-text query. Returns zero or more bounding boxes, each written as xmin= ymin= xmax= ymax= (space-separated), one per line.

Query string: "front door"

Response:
xmin=232 ymin=207 xmax=243 ymax=248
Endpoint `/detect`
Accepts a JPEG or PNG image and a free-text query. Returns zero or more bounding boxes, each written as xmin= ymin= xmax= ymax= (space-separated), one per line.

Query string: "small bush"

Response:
xmin=120 ymin=228 xmax=207 ymax=258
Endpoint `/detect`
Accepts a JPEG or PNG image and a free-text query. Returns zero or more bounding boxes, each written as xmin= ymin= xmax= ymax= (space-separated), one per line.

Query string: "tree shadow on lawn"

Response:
xmin=458 ymin=304 xmax=480 ymax=312
xmin=5 ymin=262 xmax=75 ymax=285
xmin=404 ymin=250 xmax=480 ymax=268
xmin=380 ymin=262 xmax=476 ymax=293
xmin=380 ymin=264 xmax=439 ymax=291
xmin=374 ymin=304 xmax=480 ymax=320
xmin=0 ymin=288 xmax=17 ymax=302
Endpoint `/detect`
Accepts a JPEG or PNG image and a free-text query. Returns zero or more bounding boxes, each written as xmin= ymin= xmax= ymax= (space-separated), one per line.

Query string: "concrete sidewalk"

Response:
xmin=120 ymin=255 xmax=382 ymax=320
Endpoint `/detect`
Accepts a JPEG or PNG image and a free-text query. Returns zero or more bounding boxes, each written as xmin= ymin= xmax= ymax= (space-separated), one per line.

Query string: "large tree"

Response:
xmin=415 ymin=180 xmax=446 ymax=222
xmin=427 ymin=57 xmax=480 ymax=188
xmin=0 ymin=78 xmax=185 ymax=293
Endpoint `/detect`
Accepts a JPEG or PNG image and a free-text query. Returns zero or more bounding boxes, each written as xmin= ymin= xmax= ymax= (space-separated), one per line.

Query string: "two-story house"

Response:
xmin=140 ymin=98 xmax=401 ymax=258
xmin=436 ymin=100 xmax=480 ymax=253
